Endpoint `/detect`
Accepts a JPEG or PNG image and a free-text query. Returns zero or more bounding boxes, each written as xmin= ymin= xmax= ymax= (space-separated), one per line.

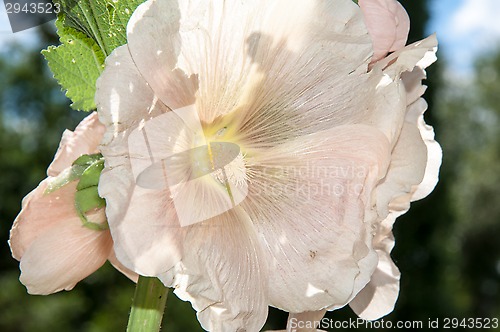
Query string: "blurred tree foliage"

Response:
xmin=433 ymin=51 xmax=500 ymax=319
xmin=0 ymin=0 xmax=499 ymax=331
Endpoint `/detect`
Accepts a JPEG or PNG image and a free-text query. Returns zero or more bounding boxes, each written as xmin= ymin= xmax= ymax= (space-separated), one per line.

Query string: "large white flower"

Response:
xmin=95 ymin=0 xmax=440 ymax=330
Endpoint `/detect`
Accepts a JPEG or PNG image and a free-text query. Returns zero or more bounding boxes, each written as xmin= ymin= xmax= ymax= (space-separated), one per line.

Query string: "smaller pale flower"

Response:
xmin=9 ymin=113 xmax=136 ymax=295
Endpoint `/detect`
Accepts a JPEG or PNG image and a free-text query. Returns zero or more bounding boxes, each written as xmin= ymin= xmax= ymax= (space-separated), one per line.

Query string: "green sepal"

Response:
xmin=44 ymin=164 xmax=87 ymax=194
xmin=44 ymin=153 xmax=103 ymax=194
xmin=44 ymin=153 xmax=108 ymax=231
xmin=73 ymin=153 xmax=103 ymax=166
xmin=72 ymin=154 xmax=108 ymax=230
xmin=76 ymin=209 xmax=109 ymax=231
xmin=75 ymin=186 xmax=106 ymax=213
xmin=76 ymin=158 xmax=105 ymax=190
xmin=75 ymin=186 xmax=107 ymax=231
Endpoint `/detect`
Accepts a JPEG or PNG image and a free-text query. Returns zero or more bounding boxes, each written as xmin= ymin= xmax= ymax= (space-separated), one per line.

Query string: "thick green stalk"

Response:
xmin=127 ymin=276 xmax=168 ymax=332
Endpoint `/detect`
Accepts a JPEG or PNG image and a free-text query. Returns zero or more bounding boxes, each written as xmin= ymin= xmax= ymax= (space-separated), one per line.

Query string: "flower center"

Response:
xmin=133 ymin=106 xmax=250 ymax=226
xmin=194 ymin=124 xmax=248 ymax=191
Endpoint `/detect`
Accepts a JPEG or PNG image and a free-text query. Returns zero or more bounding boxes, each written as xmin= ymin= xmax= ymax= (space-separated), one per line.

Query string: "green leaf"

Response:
xmin=55 ymin=0 xmax=145 ymax=56
xmin=43 ymin=0 xmax=145 ymax=111
xmin=42 ymin=18 xmax=105 ymax=111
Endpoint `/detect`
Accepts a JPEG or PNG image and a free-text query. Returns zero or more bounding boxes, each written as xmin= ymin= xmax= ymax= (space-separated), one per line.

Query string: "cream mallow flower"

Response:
xmin=9 ymin=113 xmax=137 ymax=295
xmin=95 ymin=0 xmax=440 ymax=330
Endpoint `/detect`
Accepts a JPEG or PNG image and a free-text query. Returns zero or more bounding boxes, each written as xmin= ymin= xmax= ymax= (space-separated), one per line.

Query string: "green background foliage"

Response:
xmin=0 ymin=0 xmax=499 ymax=331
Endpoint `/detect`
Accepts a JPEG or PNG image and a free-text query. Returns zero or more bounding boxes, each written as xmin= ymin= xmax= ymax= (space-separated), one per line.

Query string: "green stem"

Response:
xmin=127 ymin=276 xmax=168 ymax=332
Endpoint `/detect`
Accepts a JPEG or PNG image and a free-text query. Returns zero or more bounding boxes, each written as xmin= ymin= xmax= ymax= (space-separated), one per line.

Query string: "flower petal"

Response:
xmin=19 ymin=215 xmax=112 ymax=295
xmin=96 ymin=45 xmax=169 ymax=144
xmin=159 ymin=207 xmax=268 ymax=331
xmin=359 ymin=0 xmax=410 ymax=63
xmin=402 ymin=83 xmax=442 ymax=202
xmin=96 ymin=44 xmax=186 ymax=275
xmin=47 ymin=112 xmax=105 ymax=177
xmin=351 ymin=63 xmax=442 ymax=319
xmin=107 ymin=250 xmax=139 ymax=283
xmin=349 ymin=247 xmax=400 ymax=320
xmin=365 ymin=35 xmax=437 ymax=146
xmin=101 ymin=178 xmax=184 ymax=276
xmin=127 ymin=0 xmax=373 ymax=127
xmin=10 ymin=181 xmax=78 ymax=260
xmin=241 ymin=125 xmax=390 ymax=312
xmin=376 ymin=121 xmax=428 ymax=218
xmin=126 ymin=0 xmax=198 ymax=109
xmin=376 ymin=71 xmax=441 ymax=219
xmin=375 ymin=34 xmax=438 ymax=81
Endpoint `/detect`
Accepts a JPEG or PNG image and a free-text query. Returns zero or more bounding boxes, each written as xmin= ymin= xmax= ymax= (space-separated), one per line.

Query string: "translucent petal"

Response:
xmin=159 ymin=207 xmax=268 ymax=331
xmin=359 ymin=0 xmax=410 ymax=62
xmin=242 ymin=125 xmax=391 ymax=311
xmin=10 ymin=181 xmax=79 ymax=259
xmin=47 ymin=112 xmax=104 ymax=176
xmin=349 ymin=248 xmax=400 ymax=320
xmin=19 ymin=218 xmax=112 ymax=295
